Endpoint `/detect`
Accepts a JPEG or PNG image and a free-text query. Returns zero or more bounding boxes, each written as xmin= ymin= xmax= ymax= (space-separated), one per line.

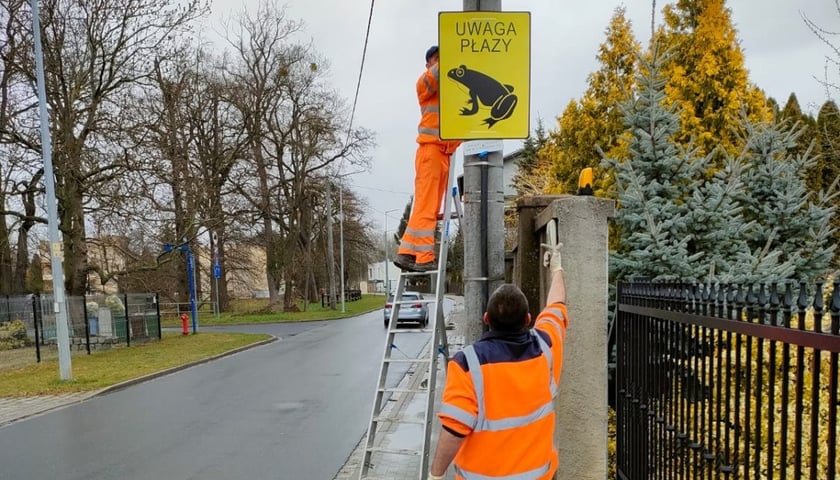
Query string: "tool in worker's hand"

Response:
xmin=541 ymin=219 xmax=563 ymax=273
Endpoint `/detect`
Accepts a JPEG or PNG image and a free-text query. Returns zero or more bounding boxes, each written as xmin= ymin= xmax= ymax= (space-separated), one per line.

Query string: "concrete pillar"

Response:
xmin=514 ymin=195 xmax=564 ymax=321
xmin=535 ymin=196 xmax=615 ymax=480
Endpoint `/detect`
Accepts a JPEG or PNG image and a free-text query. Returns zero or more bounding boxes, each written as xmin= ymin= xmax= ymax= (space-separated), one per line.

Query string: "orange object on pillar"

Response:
xmin=181 ymin=313 xmax=189 ymax=335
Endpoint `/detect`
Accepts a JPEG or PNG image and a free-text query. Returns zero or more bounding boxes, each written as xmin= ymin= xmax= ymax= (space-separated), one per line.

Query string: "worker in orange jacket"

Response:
xmin=394 ymin=45 xmax=462 ymax=273
xmin=427 ymin=241 xmax=568 ymax=480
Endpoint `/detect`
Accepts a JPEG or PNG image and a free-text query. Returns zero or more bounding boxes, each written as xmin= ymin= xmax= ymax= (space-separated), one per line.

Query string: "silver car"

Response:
xmin=383 ymin=291 xmax=429 ymax=328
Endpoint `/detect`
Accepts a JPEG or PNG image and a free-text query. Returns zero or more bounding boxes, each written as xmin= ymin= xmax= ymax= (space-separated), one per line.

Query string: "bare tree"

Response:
xmin=0 ymin=0 xmax=38 ymax=294
xmin=1 ymin=0 xmax=208 ymax=295
xmin=185 ymin=51 xmax=247 ymax=312
xmin=223 ymin=1 xmax=303 ymax=306
xmin=269 ymin=54 xmax=373 ymax=310
xmin=803 ymin=2 xmax=840 ymax=99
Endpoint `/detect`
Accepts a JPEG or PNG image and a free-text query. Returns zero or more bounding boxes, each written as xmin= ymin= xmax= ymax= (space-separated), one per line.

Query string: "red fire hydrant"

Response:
xmin=181 ymin=313 xmax=189 ymax=335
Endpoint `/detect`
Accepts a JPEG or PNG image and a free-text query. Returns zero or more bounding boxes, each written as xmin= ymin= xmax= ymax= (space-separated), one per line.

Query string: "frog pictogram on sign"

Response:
xmin=447 ymin=65 xmax=518 ymax=128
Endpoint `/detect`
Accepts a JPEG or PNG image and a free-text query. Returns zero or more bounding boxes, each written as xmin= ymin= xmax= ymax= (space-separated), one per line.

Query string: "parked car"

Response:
xmin=383 ymin=291 xmax=429 ymax=328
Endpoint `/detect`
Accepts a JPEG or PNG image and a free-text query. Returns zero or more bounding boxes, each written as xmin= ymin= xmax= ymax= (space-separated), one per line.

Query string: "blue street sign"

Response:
xmin=214 ymin=263 xmax=221 ymax=279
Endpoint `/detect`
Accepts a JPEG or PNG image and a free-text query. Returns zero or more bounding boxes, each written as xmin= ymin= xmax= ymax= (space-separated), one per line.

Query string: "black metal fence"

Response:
xmin=0 ymin=293 xmax=161 ymax=364
xmin=616 ymin=280 xmax=839 ymax=479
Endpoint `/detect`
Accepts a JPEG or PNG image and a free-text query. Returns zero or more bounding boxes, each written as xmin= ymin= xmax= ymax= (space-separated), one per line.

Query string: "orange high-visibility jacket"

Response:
xmin=416 ymin=63 xmax=461 ymax=154
xmin=438 ymin=303 xmax=568 ymax=480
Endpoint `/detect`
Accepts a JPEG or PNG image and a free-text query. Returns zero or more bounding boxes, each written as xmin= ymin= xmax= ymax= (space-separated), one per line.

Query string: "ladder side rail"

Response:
xmin=360 ymin=274 xmax=408 ymax=478
xmin=418 ymin=158 xmax=459 ymax=479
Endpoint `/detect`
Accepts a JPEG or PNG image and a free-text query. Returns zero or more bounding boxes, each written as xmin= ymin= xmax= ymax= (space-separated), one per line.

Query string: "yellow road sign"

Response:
xmin=439 ymin=11 xmax=531 ymax=140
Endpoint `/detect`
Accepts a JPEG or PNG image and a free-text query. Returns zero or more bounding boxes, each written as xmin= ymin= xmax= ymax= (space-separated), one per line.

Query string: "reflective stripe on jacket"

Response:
xmin=416 ymin=63 xmax=461 ymax=154
xmin=438 ymin=303 xmax=568 ymax=480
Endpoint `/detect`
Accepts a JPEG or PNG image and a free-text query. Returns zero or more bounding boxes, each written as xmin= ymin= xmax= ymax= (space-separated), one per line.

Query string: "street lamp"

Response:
xmin=384 ymin=208 xmax=400 ymax=295
xmin=32 ymin=0 xmax=71 ymax=380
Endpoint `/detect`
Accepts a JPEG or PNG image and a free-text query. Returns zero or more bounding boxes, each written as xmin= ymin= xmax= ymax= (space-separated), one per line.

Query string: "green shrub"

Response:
xmin=0 ymin=320 xmax=29 ymax=350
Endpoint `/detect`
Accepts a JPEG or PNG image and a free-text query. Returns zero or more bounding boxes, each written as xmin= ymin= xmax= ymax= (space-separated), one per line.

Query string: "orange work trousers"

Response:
xmin=398 ymin=143 xmax=451 ymax=264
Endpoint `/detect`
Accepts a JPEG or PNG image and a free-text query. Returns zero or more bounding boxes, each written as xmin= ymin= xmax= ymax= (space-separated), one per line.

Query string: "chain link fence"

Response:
xmin=0 ymin=293 xmax=161 ymax=370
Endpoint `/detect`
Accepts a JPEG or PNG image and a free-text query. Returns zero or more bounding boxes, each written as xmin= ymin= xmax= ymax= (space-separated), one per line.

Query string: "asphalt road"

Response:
xmin=0 ymin=300 xmax=451 ymax=480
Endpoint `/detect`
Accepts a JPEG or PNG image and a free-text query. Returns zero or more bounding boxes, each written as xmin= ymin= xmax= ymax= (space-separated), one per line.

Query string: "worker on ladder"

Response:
xmin=426 ymin=239 xmax=569 ymax=480
xmin=394 ymin=45 xmax=462 ymax=273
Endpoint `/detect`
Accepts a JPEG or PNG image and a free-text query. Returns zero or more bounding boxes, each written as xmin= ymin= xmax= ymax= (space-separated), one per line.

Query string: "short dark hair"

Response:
xmin=486 ymin=284 xmax=530 ymax=332
xmin=425 ymin=45 xmax=439 ymax=62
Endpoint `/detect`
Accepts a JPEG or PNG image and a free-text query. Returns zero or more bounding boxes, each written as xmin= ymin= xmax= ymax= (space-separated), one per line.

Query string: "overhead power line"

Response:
xmin=346 ymin=0 xmax=376 ymax=143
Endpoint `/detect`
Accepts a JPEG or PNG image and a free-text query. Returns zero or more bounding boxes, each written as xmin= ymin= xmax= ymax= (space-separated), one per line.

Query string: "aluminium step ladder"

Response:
xmin=359 ymin=166 xmax=464 ymax=480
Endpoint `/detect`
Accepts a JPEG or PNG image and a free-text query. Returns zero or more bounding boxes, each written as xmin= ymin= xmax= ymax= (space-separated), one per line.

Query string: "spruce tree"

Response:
xmin=604 ymin=51 xmax=833 ymax=285
xmin=778 ymin=93 xmax=817 ymax=161
xmin=736 ymin=119 xmax=836 ymax=281
xmin=511 ymin=120 xmax=550 ymax=196
xmin=814 ymin=100 xmax=840 ymax=267
xmin=604 ymin=51 xmax=706 ymax=282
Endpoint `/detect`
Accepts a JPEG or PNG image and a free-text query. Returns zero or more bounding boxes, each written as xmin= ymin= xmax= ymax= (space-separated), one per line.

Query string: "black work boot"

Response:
xmin=413 ymin=259 xmax=438 ymax=272
xmin=393 ymin=254 xmax=417 ymax=272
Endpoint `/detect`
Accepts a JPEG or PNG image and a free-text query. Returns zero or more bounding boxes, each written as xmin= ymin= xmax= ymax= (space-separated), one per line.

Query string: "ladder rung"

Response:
xmin=385 ymin=357 xmax=431 ymax=364
xmin=400 ymin=271 xmax=440 ymax=277
xmin=391 ymin=328 xmax=433 ymax=333
xmin=373 ymin=415 xmax=426 ymax=425
xmin=392 ymin=298 xmax=437 ymax=305
xmin=366 ymin=447 xmax=422 ymax=456
xmin=378 ymin=387 xmax=426 ymax=394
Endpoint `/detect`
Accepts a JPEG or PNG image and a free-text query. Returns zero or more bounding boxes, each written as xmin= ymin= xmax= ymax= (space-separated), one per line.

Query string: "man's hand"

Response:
xmin=542 ymin=242 xmax=563 ymax=273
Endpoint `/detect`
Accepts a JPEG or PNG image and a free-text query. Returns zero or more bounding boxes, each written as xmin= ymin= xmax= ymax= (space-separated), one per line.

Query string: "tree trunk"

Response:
xmin=0 ymin=195 xmax=11 ymax=295
xmin=60 ymin=171 xmax=89 ymax=296
xmin=13 ymin=175 xmax=40 ymax=293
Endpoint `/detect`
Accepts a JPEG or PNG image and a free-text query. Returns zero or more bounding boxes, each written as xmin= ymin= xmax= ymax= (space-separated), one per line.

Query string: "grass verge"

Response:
xmin=161 ymin=294 xmax=386 ymax=327
xmin=0 ymin=331 xmax=271 ymax=397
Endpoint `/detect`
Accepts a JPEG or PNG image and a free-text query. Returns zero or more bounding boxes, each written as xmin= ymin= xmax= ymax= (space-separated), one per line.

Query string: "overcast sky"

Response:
xmin=207 ymin=0 xmax=839 ymax=232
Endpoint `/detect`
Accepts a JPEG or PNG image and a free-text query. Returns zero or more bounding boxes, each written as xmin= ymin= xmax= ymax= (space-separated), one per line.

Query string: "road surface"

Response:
xmin=0 ymin=300 xmax=453 ymax=480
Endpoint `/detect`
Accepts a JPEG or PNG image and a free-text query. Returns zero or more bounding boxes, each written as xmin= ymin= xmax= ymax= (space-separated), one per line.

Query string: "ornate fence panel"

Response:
xmin=616 ymin=281 xmax=839 ymax=479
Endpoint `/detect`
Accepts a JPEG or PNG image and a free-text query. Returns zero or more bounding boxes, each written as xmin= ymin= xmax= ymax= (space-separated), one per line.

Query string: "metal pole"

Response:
xmin=31 ymin=0 xmax=71 ymax=379
xmin=212 ymin=232 xmax=220 ymax=319
xmin=325 ymin=182 xmax=337 ymax=310
xmin=187 ymin=249 xmax=198 ymax=333
xmin=462 ymin=0 xmax=504 ymax=346
xmin=339 ymin=185 xmax=346 ymax=313
xmin=214 ymin=276 xmax=219 ymax=318
xmin=384 ymin=208 xmax=400 ymax=295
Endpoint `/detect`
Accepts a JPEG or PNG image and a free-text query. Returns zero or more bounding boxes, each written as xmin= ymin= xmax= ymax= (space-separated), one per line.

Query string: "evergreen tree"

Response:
xmin=814 ymin=100 xmax=840 ymax=267
xmin=541 ymin=7 xmax=641 ymax=196
xmin=658 ymin=0 xmax=771 ymax=159
xmin=604 ymin=51 xmax=706 ymax=282
xmin=511 ymin=119 xmax=551 ymax=196
xmin=736 ymin=118 xmax=837 ymax=280
xmin=778 ymin=93 xmax=817 ymax=160
xmin=604 ymin=51 xmax=831 ymax=284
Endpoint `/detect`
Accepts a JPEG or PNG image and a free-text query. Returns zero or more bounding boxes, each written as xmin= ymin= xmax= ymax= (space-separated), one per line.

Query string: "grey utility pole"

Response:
xmin=383 ymin=208 xmax=400 ymax=295
xmin=462 ymin=0 xmax=505 ymax=346
xmin=31 ymin=0 xmax=72 ymax=379
xmin=339 ymin=185 xmax=345 ymax=312
xmin=325 ymin=182 xmax=337 ymax=310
